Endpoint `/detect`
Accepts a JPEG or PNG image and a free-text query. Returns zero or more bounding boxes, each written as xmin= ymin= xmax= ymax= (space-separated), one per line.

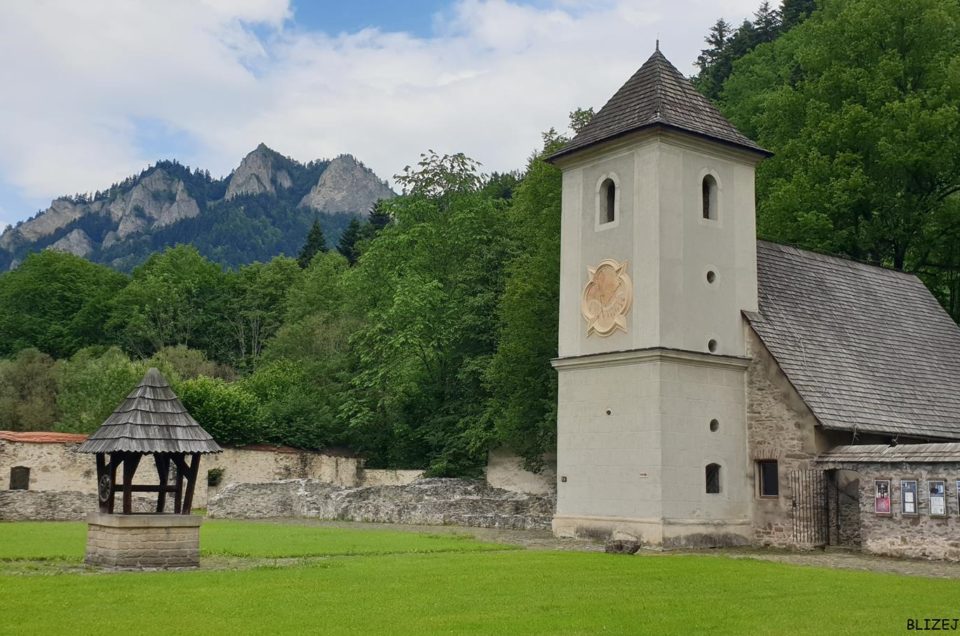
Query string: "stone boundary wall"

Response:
xmin=853 ymin=464 xmax=960 ymax=561
xmin=208 ymin=478 xmax=555 ymax=531
xmin=0 ymin=437 xmax=364 ymax=510
xmin=2 ymin=436 xmax=552 ymax=522
xmin=360 ymin=469 xmax=425 ymax=487
xmin=0 ymin=490 xmax=156 ymax=521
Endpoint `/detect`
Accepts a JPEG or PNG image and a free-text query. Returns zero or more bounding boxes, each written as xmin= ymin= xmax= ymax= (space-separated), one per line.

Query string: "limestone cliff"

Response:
xmin=0 ymin=146 xmax=394 ymax=271
xmin=299 ymin=155 xmax=395 ymax=213
xmin=48 ymin=229 xmax=94 ymax=258
xmin=0 ymin=198 xmax=88 ymax=252
xmin=225 ymin=143 xmax=294 ymax=200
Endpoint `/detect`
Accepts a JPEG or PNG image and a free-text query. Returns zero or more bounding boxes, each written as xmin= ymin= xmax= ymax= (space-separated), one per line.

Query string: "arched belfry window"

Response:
xmin=601 ymin=178 xmax=616 ymax=224
xmin=705 ymin=463 xmax=721 ymax=494
xmin=702 ymin=174 xmax=718 ymax=221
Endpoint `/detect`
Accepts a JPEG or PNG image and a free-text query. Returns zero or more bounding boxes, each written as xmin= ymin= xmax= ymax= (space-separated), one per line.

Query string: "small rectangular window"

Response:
xmin=9 ymin=466 xmax=30 ymax=490
xmin=705 ymin=463 xmax=721 ymax=494
xmin=901 ymin=480 xmax=917 ymax=515
xmin=757 ymin=460 xmax=778 ymax=497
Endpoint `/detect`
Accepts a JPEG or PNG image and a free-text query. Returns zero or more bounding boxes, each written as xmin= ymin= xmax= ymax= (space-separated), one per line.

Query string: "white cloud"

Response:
xmin=0 ymin=0 xmax=758 ymax=225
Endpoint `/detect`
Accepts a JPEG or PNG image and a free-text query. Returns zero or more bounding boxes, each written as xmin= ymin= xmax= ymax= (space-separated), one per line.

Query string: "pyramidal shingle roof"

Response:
xmin=77 ymin=368 xmax=222 ymax=455
xmin=747 ymin=241 xmax=960 ymax=441
xmin=550 ymin=49 xmax=769 ymax=161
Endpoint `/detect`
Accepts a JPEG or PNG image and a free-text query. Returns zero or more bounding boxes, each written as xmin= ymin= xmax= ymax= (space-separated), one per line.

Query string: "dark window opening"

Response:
xmin=9 ymin=466 xmax=30 ymax=490
xmin=601 ymin=178 xmax=616 ymax=224
xmin=702 ymin=174 xmax=718 ymax=220
xmin=705 ymin=463 xmax=721 ymax=494
xmin=758 ymin=460 xmax=779 ymax=497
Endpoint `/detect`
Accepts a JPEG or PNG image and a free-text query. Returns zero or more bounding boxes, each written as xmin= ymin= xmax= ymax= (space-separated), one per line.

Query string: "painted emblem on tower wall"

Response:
xmin=581 ymin=259 xmax=633 ymax=336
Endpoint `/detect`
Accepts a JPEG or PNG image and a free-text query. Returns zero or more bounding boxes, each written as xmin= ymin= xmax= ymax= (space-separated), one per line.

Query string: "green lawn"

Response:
xmin=1 ymin=521 xmax=957 ymax=635
xmin=0 ymin=520 xmax=507 ymax=560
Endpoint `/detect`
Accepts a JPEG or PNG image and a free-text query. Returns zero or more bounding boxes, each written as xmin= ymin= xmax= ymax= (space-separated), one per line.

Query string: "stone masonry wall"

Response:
xmin=0 ymin=439 xmax=363 ymax=510
xmin=209 ymin=478 xmax=555 ymax=531
xmin=853 ymin=464 xmax=960 ymax=561
xmin=0 ymin=490 xmax=156 ymax=521
xmin=745 ymin=328 xmax=821 ymax=547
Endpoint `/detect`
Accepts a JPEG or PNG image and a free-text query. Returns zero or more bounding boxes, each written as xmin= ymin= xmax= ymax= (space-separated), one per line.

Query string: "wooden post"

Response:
xmin=96 ymin=454 xmax=107 ymax=513
xmin=121 ymin=453 xmax=142 ymax=514
xmin=173 ymin=455 xmax=185 ymax=514
xmin=154 ymin=455 xmax=170 ymax=513
xmin=181 ymin=453 xmax=201 ymax=515
xmin=107 ymin=453 xmax=120 ymax=514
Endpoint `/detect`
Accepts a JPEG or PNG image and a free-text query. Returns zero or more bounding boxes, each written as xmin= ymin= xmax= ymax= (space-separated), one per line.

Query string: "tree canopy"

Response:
xmin=720 ymin=0 xmax=960 ymax=319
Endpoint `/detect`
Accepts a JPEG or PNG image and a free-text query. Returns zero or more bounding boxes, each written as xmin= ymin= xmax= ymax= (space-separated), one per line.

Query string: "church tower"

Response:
xmin=549 ymin=49 xmax=770 ymax=546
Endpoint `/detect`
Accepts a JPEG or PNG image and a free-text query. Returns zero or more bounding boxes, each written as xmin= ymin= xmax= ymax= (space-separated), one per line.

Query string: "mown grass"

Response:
xmin=0 ymin=520 xmax=507 ymax=561
xmin=1 ymin=521 xmax=958 ymax=635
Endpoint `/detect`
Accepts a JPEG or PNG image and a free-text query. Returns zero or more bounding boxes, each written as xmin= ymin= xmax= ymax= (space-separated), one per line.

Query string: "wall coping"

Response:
xmin=87 ymin=513 xmax=202 ymax=528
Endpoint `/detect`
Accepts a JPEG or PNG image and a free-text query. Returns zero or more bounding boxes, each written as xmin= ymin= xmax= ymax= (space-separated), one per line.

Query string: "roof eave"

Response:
xmin=546 ymin=122 xmax=772 ymax=165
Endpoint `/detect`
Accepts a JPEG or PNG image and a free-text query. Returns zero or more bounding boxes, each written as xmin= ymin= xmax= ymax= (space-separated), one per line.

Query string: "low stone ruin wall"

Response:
xmin=208 ymin=478 xmax=555 ymax=531
xmin=0 ymin=490 xmax=155 ymax=521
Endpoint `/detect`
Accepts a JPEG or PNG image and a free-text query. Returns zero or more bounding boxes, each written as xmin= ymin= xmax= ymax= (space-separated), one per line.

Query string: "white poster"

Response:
xmin=929 ymin=481 xmax=946 ymax=516
xmin=901 ymin=480 xmax=917 ymax=515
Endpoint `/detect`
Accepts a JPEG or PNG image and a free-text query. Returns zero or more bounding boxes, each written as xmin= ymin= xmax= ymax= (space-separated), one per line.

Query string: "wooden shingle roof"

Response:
xmin=816 ymin=443 xmax=960 ymax=464
xmin=77 ymin=368 xmax=221 ymax=455
xmin=549 ymin=49 xmax=769 ymax=162
xmin=746 ymin=241 xmax=960 ymax=441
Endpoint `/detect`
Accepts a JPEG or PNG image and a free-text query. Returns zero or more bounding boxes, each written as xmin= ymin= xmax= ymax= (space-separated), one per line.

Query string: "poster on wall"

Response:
xmin=957 ymin=480 xmax=960 ymax=515
xmin=875 ymin=480 xmax=891 ymax=514
xmin=929 ymin=481 xmax=946 ymax=516
xmin=901 ymin=480 xmax=918 ymax=515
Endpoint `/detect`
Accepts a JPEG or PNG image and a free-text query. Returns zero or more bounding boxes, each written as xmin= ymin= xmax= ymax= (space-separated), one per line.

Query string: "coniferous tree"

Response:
xmin=368 ymin=200 xmax=392 ymax=231
xmin=337 ymin=217 xmax=364 ymax=265
xmin=297 ymin=219 xmax=327 ymax=268
xmin=780 ymin=0 xmax=817 ymax=31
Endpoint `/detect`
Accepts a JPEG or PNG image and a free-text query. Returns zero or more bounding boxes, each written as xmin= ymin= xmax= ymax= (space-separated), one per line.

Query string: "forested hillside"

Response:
xmin=1 ymin=0 xmax=957 ymax=477
xmin=0 ymin=145 xmax=393 ymax=271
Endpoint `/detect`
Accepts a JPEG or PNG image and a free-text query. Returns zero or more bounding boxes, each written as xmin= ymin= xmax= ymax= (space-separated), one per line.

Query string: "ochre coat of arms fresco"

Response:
xmin=581 ymin=259 xmax=633 ymax=336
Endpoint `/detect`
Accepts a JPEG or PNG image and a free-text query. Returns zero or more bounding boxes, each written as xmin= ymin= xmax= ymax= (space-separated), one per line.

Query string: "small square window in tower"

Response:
xmin=757 ymin=460 xmax=779 ymax=497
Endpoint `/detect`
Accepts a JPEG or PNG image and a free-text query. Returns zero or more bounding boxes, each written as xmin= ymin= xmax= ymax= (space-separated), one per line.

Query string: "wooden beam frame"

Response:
xmin=92 ymin=451 xmax=205 ymax=516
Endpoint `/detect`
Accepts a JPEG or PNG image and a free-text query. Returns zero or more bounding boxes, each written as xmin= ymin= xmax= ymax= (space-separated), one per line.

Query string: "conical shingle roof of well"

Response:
xmin=77 ymin=368 xmax=222 ymax=455
xmin=550 ymin=49 xmax=769 ymax=161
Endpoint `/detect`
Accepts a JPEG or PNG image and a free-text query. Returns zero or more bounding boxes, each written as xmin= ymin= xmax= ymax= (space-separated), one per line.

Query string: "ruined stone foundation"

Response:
xmin=85 ymin=513 xmax=201 ymax=569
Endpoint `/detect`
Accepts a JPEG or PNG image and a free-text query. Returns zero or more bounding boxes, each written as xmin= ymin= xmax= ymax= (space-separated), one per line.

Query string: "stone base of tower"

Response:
xmin=553 ymin=514 xmax=752 ymax=549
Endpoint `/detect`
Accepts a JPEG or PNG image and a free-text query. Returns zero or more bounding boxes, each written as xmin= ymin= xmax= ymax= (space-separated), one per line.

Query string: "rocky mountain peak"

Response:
xmin=299 ymin=154 xmax=395 ymax=213
xmin=225 ymin=143 xmax=294 ymax=200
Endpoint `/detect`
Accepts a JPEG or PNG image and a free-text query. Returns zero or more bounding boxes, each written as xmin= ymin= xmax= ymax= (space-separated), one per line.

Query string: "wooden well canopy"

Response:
xmin=77 ymin=368 xmax=221 ymax=515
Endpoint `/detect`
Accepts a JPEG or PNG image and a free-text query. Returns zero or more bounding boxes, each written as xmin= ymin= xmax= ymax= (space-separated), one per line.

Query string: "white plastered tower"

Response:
xmin=549 ymin=49 xmax=769 ymax=547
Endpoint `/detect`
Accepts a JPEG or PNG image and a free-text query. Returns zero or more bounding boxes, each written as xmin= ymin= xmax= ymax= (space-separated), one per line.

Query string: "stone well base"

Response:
xmin=85 ymin=513 xmax=201 ymax=569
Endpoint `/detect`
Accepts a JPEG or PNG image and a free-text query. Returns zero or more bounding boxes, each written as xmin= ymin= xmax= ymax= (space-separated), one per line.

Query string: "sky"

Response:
xmin=0 ymin=0 xmax=762 ymax=229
